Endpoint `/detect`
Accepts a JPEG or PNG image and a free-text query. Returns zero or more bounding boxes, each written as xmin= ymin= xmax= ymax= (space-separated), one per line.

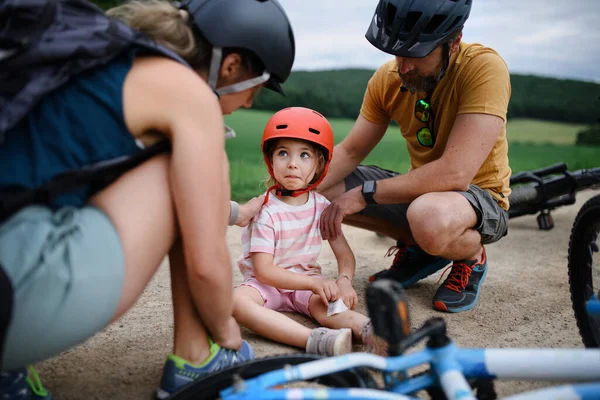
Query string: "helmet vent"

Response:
xmin=404 ymin=12 xmax=422 ymax=32
xmin=448 ymin=16 xmax=462 ymax=31
xmin=308 ymin=128 xmax=321 ymax=135
xmin=276 ymin=124 xmax=288 ymax=129
xmin=424 ymin=14 xmax=446 ymax=34
xmin=384 ymin=4 xmax=397 ymax=27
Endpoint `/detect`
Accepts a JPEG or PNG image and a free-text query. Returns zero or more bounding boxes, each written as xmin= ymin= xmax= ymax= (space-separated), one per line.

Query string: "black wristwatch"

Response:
xmin=361 ymin=180 xmax=377 ymax=205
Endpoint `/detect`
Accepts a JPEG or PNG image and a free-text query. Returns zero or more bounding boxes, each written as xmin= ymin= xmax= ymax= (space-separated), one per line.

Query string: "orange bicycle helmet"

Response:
xmin=261 ymin=107 xmax=334 ymax=198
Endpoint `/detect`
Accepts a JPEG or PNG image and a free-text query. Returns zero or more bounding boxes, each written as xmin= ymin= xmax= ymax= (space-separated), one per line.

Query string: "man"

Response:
xmin=318 ymin=0 xmax=511 ymax=313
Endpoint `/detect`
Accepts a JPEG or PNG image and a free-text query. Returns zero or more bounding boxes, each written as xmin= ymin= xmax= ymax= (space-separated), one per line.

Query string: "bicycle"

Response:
xmin=168 ymin=279 xmax=600 ymax=400
xmin=568 ymin=193 xmax=600 ymax=348
xmin=508 ymin=163 xmax=600 ymax=230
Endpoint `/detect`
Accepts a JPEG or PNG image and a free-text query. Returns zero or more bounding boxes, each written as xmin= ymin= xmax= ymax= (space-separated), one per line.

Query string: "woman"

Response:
xmin=0 ymin=0 xmax=295 ymax=398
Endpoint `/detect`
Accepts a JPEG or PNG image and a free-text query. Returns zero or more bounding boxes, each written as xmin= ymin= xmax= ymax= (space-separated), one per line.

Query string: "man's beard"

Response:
xmin=398 ymin=60 xmax=445 ymax=94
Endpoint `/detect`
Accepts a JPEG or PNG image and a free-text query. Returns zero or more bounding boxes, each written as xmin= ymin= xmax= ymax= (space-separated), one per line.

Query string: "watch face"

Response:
xmin=364 ymin=180 xmax=375 ymax=193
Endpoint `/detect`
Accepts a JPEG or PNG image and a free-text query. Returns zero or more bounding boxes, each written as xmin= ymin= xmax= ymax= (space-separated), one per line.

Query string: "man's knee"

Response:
xmin=407 ymin=193 xmax=460 ymax=254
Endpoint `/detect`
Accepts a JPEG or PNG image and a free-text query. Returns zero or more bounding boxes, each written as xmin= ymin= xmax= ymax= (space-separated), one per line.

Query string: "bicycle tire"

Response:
xmin=568 ymin=194 xmax=600 ymax=348
xmin=167 ymin=353 xmax=377 ymax=400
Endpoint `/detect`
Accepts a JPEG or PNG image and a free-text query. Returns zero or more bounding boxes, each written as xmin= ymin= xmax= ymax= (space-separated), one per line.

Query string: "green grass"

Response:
xmin=506 ymin=118 xmax=586 ymax=145
xmin=225 ymin=110 xmax=600 ymax=201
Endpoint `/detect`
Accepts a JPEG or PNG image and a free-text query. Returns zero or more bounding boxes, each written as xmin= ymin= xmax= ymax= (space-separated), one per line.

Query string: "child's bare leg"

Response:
xmin=309 ymin=295 xmax=369 ymax=341
xmin=233 ymin=286 xmax=312 ymax=348
xmin=310 ymin=296 xmax=387 ymax=355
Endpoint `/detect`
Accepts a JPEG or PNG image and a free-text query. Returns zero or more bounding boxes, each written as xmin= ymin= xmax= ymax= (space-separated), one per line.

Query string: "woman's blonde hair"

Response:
xmin=263 ymin=139 xmax=327 ymax=189
xmin=107 ymin=0 xmax=210 ymax=69
xmin=107 ymin=0 xmax=265 ymax=74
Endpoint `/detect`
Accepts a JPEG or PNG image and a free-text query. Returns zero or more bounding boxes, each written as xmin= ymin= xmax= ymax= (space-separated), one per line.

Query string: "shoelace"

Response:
xmin=437 ymin=262 xmax=473 ymax=292
xmin=211 ymin=348 xmax=249 ymax=371
xmin=384 ymin=244 xmax=409 ymax=270
xmin=26 ymin=366 xmax=49 ymax=397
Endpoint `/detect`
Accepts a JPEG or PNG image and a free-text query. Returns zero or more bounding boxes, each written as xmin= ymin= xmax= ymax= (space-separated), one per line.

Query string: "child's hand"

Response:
xmin=336 ymin=278 xmax=358 ymax=310
xmin=310 ymin=279 xmax=339 ymax=306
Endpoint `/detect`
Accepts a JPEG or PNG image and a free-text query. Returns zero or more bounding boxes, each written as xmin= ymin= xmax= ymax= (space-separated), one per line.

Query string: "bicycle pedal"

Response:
xmin=366 ymin=280 xmax=411 ymax=354
xmin=537 ymin=211 xmax=554 ymax=230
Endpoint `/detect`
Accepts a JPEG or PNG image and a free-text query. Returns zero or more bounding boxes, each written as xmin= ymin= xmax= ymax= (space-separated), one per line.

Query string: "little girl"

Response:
xmin=233 ymin=107 xmax=384 ymax=356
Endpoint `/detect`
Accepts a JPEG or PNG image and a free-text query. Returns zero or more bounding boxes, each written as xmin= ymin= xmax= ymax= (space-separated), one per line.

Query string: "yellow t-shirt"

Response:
xmin=361 ymin=42 xmax=512 ymax=210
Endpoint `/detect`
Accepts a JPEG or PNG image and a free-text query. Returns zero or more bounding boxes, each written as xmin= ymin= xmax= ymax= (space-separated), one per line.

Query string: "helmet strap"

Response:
xmin=438 ymin=42 xmax=451 ymax=81
xmin=207 ymin=47 xmax=271 ymax=97
xmin=263 ymin=184 xmax=314 ymax=205
xmin=207 ymin=47 xmax=222 ymax=94
xmin=216 ymin=71 xmax=270 ymax=96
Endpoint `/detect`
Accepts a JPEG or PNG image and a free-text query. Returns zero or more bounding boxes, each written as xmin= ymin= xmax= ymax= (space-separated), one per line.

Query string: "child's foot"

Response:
xmin=155 ymin=339 xmax=255 ymax=399
xmin=361 ymin=320 xmax=388 ymax=356
xmin=306 ymin=327 xmax=352 ymax=356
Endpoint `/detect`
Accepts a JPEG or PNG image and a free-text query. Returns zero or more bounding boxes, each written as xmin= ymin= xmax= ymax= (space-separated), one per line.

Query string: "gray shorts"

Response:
xmin=0 ymin=205 xmax=124 ymax=370
xmin=345 ymin=165 xmax=508 ymax=244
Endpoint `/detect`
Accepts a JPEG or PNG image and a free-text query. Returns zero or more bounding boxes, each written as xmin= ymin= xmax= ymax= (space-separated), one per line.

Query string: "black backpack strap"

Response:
xmin=0 ymin=263 xmax=13 ymax=364
xmin=0 ymin=140 xmax=171 ymax=222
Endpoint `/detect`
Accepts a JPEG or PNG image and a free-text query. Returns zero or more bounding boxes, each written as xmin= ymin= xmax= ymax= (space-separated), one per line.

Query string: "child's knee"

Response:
xmin=309 ymin=296 xmax=332 ymax=323
xmin=233 ymin=286 xmax=264 ymax=311
xmin=232 ymin=288 xmax=249 ymax=312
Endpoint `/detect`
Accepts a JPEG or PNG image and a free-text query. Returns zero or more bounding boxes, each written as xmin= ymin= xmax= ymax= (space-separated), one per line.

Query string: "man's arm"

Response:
xmin=374 ymin=112 xmax=504 ymax=204
xmin=320 ymin=112 xmax=503 ymax=240
xmin=318 ymin=115 xmax=389 ymax=194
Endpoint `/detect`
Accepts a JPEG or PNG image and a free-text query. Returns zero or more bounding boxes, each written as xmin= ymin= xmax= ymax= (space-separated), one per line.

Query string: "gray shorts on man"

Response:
xmin=345 ymin=165 xmax=509 ymax=244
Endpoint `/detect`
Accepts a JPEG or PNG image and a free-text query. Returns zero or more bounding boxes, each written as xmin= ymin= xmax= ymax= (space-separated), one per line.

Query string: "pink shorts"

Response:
xmin=239 ymin=278 xmax=314 ymax=318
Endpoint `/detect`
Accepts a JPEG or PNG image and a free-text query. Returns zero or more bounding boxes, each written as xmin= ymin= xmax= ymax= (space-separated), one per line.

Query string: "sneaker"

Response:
xmin=432 ymin=247 xmax=488 ymax=313
xmin=369 ymin=241 xmax=451 ymax=287
xmin=0 ymin=366 xmax=52 ymax=399
xmin=306 ymin=328 xmax=352 ymax=356
xmin=361 ymin=320 xmax=388 ymax=356
xmin=155 ymin=339 xmax=255 ymax=399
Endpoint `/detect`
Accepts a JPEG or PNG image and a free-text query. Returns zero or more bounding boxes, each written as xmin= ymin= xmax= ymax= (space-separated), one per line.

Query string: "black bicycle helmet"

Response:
xmin=365 ymin=0 xmax=471 ymax=58
xmin=180 ymin=0 xmax=295 ymax=95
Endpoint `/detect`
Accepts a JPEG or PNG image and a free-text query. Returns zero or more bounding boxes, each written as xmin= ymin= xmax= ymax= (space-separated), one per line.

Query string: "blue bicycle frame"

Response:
xmin=218 ymin=298 xmax=600 ymax=400
xmin=219 ymin=345 xmax=600 ymax=400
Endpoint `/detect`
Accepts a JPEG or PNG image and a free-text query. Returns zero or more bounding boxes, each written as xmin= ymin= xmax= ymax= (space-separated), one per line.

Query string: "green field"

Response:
xmin=225 ymin=110 xmax=599 ymax=201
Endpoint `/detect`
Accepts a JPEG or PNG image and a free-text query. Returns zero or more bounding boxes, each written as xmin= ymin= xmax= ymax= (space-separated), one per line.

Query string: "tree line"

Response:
xmin=91 ymin=0 xmax=600 ymax=127
xmin=254 ymin=69 xmax=600 ymax=126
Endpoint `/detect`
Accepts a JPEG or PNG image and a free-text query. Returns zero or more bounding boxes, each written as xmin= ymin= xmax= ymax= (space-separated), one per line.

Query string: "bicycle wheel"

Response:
xmin=167 ymin=353 xmax=377 ymax=400
xmin=568 ymin=194 xmax=600 ymax=348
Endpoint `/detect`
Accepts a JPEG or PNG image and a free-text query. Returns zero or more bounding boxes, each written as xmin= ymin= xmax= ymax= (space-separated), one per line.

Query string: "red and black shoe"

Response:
xmin=432 ymin=247 xmax=488 ymax=313
xmin=369 ymin=241 xmax=451 ymax=287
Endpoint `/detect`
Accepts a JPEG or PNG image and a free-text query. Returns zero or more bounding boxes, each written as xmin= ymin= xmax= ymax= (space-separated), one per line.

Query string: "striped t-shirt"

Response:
xmin=237 ymin=191 xmax=330 ymax=288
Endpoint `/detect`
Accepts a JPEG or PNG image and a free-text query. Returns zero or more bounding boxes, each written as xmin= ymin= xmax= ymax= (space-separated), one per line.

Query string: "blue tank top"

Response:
xmin=0 ymin=48 xmax=144 ymax=208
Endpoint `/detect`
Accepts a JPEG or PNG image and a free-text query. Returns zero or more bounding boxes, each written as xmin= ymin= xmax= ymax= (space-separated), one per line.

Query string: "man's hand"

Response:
xmin=310 ymin=279 xmax=339 ymax=306
xmin=236 ymin=195 xmax=266 ymax=227
xmin=321 ymin=187 xmax=366 ymax=241
xmin=336 ymin=278 xmax=357 ymax=310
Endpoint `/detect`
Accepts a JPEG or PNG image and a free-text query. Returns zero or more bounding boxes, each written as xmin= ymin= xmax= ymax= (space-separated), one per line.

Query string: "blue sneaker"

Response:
xmin=0 ymin=366 xmax=52 ymax=399
xmin=432 ymin=247 xmax=488 ymax=313
xmin=155 ymin=339 xmax=255 ymax=399
xmin=370 ymin=241 xmax=451 ymax=287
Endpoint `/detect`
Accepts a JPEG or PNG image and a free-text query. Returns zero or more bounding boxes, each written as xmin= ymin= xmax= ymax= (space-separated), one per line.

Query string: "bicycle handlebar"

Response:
xmin=508 ymin=166 xmax=600 ymax=220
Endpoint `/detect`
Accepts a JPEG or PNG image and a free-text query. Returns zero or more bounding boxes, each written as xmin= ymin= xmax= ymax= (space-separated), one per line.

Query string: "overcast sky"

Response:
xmin=277 ymin=0 xmax=600 ymax=83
